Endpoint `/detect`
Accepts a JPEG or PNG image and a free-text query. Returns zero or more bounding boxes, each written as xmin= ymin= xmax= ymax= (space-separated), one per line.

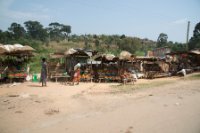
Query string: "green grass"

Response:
xmin=110 ymin=80 xmax=175 ymax=93
xmin=185 ymin=73 xmax=200 ymax=80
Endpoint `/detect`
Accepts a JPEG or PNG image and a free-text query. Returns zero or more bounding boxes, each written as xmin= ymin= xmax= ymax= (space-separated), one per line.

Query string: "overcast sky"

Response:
xmin=0 ymin=0 xmax=200 ymax=43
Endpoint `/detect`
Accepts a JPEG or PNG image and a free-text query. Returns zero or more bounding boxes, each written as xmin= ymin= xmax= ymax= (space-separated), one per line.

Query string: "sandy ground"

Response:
xmin=0 ymin=74 xmax=200 ymax=133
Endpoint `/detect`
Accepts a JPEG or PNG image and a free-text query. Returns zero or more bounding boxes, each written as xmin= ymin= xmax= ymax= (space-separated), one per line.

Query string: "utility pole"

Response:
xmin=186 ymin=21 xmax=190 ymax=50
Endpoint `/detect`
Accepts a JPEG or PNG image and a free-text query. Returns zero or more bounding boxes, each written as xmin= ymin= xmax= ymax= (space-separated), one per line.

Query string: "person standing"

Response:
xmin=72 ymin=61 xmax=81 ymax=85
xmin=41 ymin=58 xmax=47 ymax=87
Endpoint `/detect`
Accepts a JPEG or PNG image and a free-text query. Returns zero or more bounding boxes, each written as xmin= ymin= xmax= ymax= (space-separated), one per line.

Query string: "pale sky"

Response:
xmin=0 ymin=0 xmax=200 ymax=43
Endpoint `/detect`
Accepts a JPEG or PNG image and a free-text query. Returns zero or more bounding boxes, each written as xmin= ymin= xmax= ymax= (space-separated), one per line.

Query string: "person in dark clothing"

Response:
xmin=41 ymin=58 xmax=47 ymax=87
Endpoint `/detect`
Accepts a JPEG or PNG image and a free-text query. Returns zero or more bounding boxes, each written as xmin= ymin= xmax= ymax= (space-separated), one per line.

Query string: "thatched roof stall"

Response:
xmin=0 ymin=44 xmax=35 ymax=82
xmin=48 ymin=52 xmax=66 ymax=80
xmin=118 ymin=51 xmax=136 ymax=69
xmin=93 ymin=53 xmax=122 ymax=82
xmin=165 ymin=51 xmax=192 ymax=72
xmin=64 ymin=48 xmax=97 ymax=73
xmin=132 ymin=56 xmax=171 ymax=79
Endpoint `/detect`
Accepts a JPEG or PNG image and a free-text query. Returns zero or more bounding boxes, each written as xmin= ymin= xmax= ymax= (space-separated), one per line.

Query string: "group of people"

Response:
xmin=40 ymin=58 xmax=81 ymax=87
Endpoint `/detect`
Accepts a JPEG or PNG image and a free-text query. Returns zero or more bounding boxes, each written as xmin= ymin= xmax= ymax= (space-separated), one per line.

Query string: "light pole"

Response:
xmin=186 ymin=21 xmax=190 ymax=50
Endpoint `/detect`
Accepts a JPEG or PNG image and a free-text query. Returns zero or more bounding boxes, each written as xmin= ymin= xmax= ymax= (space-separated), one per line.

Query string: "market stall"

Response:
xmin=64 ymin=48 xmax=97 ymax=82
xmin=134 ymin=56 xmax=170 ymax=79
xmin=165 ymin=51 xmax=193 ymax=75
xmin=0 ymin=44 xmax=35 ymax=82
xmin=48 ymin=52 xmax=68 ymax=82
xmin=94 ymin=54 xmax=121 ymax=82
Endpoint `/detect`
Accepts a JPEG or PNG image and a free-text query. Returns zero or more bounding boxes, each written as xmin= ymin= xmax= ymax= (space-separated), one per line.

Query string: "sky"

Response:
xmin=0 ymin=0 xmax=200 ymax=43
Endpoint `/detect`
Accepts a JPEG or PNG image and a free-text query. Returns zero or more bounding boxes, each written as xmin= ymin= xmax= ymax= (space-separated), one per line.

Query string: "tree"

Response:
xmin=188 ymin=22 xmax=200 ymax=50
xmin=168 ymin=41 xmax=186 ymax=52
xmin=8 ymin=22 xmax=26 ymax=39
xmin=24 ymin=20 xmax=47 ymax=41
xmin=120 ymin=34 xmax=126 ymax=39
xmin=157 ymin=33 xmax=168 ymax=47
xmin=0 ymin=29 xmax=4 ymax=42
xmin=48 ymin=22 xmax=71 ymax=42
xmin=60 ymin=24 xmax=71 ymax=41
xmin=48 ymin=22 xmax=62 ymax=41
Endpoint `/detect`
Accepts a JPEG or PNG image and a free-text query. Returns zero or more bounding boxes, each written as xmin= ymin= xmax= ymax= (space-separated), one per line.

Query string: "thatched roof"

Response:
xmin=0 ymin=44 xmax=35 ymax=55
xmin=49 ymin=53 xmax=65 ymax=59
xmin=94 ymin=54 xmax=119 ymax=62
xmin=105 ymin=54 xmax=116 ymax=60
xmin=189 ymin=50 xmax=200 ymax=55
xmin=119 ymin=51 xmax=135 ymax=60
xmin=16 ymin=45 xmax=35 ymax=52
xmin=64 ymin=48 xmax=92 ymax=57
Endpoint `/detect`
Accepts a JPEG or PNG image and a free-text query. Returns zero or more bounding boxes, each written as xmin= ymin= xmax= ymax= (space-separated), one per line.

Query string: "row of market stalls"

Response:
xmin=1 ymin=43 xmax=199 ymax=83
xmin=48 ymin=48 xmax=200 ymax=82
xmin=47 ymin=48 xmax=165 ymax=82
xmin=0 ymin=44 xmax=35 ymax=82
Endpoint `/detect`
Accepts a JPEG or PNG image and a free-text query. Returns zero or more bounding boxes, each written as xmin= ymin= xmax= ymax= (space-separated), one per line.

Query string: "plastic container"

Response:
xmin=32 ymin=73 xmax=38 ymax=82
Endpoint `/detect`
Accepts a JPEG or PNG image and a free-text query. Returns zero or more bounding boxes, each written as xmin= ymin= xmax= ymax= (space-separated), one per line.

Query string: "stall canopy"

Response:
xmin=189 ymin=49 xmax=200 ymax=55
xmin=119 ymin=51 xmax=135 ymax=61
xmin=64 ymin=48 xmax=95 ymax=57
xmin=94 ymin=54 xmax=119 ymax=62
xmin=49 ymin=52 xmax=65 ymax=59
xmin=0 ymin=44 xmax=35 ymax=56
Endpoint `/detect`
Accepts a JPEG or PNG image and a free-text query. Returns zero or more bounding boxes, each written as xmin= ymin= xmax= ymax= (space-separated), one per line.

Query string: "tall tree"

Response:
xmin=8 ymin=22 xmax=26 ymax=39
xmin=0 ymin=30 xmax=13 ymax=43
xmin=60 ymin=24 xmax=71 ymax=41
xmin=157 ymin=33 xmax=168 ymax=47
xmin=188 ymin=22 xmax=200 ymax=50
xmin=24 ymin=20 xmax=47 ymax=41
xmin=48 ymin=22 xmax=71 ymax=41
xmin=48 ymin=22 xmax=62 ymax=41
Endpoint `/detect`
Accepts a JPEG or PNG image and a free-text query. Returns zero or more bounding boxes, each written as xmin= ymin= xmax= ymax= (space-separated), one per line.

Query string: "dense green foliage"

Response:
xmin=188 ymin=22 xmax=200 ymax=50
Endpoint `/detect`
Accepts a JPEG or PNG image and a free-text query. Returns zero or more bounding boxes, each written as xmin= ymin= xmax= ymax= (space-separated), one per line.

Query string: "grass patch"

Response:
xmin=185 ymin=73 xmax=200 ymax=80
xmin=111 ymin=80 xmax=175 ymax=93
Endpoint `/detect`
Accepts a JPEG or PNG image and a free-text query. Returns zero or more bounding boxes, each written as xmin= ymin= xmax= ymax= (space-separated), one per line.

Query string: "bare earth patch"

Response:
xmin=0 ymin=73 xmax=200 ymax=133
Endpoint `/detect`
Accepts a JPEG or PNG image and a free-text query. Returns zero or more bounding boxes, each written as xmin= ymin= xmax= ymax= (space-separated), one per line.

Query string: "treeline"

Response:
xmin=0 ymin=21 xmax=71 ymax=49
xmin=0 ymin=20 xmax=199 ymax=55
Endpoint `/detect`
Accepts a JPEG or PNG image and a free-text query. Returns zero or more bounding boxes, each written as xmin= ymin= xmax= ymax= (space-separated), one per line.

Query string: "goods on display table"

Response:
xmin=80 ymin=69 xmax=92 ymax=82
xmin=8 ymin=71 xmax=27 ymax=79
xmin=96 ymin=68 xmax=121 ymax=82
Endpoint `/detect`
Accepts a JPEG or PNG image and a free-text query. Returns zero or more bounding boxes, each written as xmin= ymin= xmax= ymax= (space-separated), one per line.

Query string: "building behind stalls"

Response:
xmin=152 ymin=46 xmax=171 ymax=58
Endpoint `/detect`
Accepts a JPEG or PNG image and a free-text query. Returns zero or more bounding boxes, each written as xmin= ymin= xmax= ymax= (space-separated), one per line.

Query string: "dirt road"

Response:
xmin=0 ymin=74 xmax=200 ymax=133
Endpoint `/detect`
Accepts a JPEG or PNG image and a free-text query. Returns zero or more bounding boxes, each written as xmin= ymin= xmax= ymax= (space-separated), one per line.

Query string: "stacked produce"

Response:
xmin=8 ymin=72 xmax=27 ymax=78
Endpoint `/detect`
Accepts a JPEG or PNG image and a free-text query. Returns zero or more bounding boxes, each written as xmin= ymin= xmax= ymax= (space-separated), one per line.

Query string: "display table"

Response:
xmin=8 ymin=71 xmax=27 ymax=82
